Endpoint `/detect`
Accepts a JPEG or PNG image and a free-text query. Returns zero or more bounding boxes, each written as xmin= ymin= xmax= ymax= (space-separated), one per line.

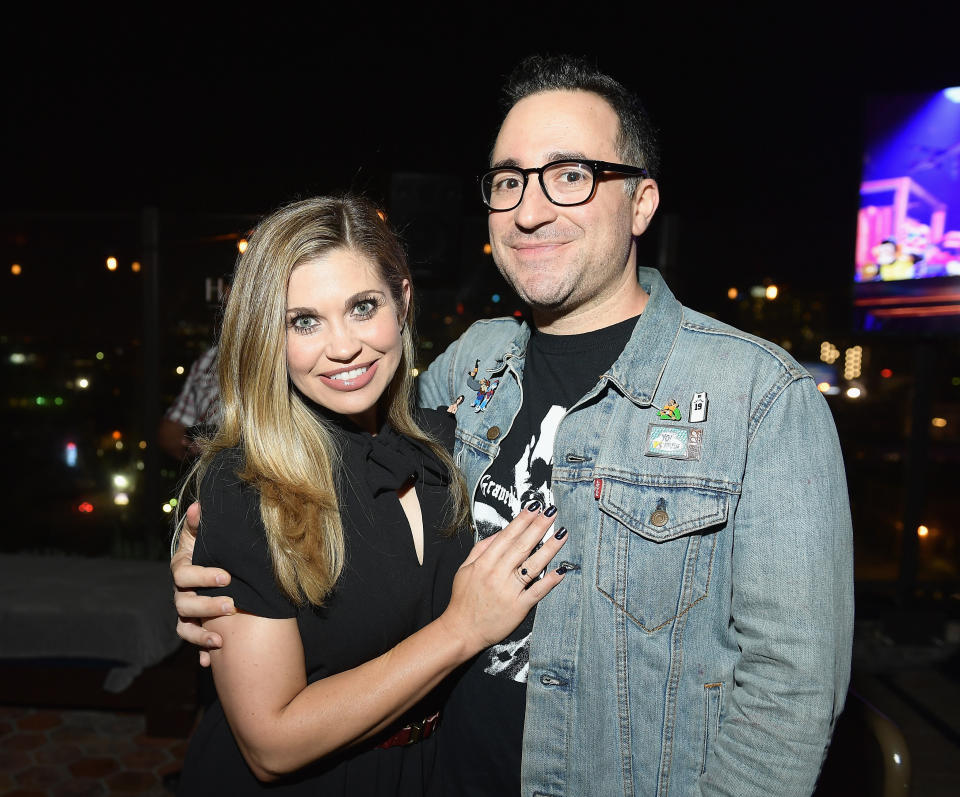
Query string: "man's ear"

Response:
xmin=631 ymin=179 xmax=660 ymax=237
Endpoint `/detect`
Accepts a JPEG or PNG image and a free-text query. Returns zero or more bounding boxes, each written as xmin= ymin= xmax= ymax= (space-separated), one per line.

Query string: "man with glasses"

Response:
xmin=172 ymin=55 xmax=853 ymax=796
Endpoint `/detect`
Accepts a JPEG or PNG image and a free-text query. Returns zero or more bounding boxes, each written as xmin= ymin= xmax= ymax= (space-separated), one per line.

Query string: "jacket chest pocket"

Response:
xmin=595 ymin=480 xmax=729 ymax=633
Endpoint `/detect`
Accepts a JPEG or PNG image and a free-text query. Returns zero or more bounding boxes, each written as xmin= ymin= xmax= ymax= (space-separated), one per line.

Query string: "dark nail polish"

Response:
xmin=526 ymin=501 xmax=542 ymax=513
xmin=556 ymin=566 xmax=569 ymax=575
xmin=544 ymin=504 xmax=558 ymax=517
xmin=554 ymin=527 xmax=568 ymax=540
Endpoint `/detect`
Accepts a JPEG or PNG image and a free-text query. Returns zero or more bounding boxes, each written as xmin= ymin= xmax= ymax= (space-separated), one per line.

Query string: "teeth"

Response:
xmin=329 ymin=366 xmax=368 ymax=382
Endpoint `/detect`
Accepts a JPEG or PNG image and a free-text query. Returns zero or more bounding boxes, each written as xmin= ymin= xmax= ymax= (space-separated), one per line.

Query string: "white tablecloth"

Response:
xmin=0 ymin=553 xmax=180 ymax=691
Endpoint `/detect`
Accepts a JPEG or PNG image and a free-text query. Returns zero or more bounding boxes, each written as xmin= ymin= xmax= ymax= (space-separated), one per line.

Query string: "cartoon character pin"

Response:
xmin=474 ymin=378 xmax=500 ymax=413
xmin=656 ymin=399 xmax=682 ymax=421
xmin=466 ymin=362 xmax=500 ymax=413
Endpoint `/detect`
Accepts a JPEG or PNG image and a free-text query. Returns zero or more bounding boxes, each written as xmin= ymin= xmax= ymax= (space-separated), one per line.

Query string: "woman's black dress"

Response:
xmin=178 ymin=408 xmax=469 ymax=795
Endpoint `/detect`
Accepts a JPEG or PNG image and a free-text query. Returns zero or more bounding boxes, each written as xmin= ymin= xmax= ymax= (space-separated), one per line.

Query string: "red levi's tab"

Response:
xmin=594 ymin=478 xmax=602 ymax=500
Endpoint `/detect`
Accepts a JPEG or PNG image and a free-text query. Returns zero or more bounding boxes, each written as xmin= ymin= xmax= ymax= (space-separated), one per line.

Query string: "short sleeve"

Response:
xmin=193 ymin=449 xmax=296 ymax=619
xmin=416 ymin=406 xmax=456 ymax=454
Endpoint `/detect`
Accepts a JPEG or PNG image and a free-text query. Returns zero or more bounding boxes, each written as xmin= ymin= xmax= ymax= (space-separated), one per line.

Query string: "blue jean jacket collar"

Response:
xmin=604 ymin=267 xmax=684 ymax=408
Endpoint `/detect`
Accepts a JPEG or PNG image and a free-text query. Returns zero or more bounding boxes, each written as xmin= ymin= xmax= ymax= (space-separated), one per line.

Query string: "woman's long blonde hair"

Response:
xmin=175 ymin=195 xmax=469 ymax=605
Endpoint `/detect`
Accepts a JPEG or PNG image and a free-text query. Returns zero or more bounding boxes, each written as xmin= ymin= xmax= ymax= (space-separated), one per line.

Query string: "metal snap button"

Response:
xmin=486 ymin=426 xmax=501 ymax=440
xmin=650 ymin=509 xmax=669 ymax=527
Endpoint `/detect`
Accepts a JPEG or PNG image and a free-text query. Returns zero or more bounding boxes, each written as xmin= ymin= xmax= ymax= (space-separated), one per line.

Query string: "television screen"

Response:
xmin=854 ymin=88 xmax=960 ymax=334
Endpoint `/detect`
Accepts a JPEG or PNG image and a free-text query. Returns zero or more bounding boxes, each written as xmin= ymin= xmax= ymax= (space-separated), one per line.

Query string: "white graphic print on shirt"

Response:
xmin=473 ymin=404 xmax=565 ymax=682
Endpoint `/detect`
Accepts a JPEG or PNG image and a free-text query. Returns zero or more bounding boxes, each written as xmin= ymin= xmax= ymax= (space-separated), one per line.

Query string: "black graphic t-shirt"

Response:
xmin=434 ymin=315 xmax=640 ymax=796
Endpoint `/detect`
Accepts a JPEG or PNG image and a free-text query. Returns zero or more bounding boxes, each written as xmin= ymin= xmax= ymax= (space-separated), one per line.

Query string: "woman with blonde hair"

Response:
xmin=176 ymin=195 xmax=567 ymax=795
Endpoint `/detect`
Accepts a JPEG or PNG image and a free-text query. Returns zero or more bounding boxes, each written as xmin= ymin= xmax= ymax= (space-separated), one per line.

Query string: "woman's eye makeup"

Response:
xmin=287 ymin=295 xmax=384 ymax=334
xmin=288 ymin=314 xmax=319 ymax=334
xmin=351 ymin=295 xmax=383 ymax=318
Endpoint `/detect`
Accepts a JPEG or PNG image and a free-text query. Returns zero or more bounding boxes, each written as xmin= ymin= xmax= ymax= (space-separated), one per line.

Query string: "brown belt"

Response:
xmin=377 ymin=711 xmax=440 ymax=748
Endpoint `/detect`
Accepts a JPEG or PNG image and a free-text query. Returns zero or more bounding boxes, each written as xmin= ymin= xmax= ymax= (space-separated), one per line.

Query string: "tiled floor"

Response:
xmin=0 ymin=706 xmax=187 ymax=796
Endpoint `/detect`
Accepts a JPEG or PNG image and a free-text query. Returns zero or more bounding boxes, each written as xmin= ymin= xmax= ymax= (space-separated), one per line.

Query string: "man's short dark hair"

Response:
xmin=500 ymin=54 xmax=660 ymax=188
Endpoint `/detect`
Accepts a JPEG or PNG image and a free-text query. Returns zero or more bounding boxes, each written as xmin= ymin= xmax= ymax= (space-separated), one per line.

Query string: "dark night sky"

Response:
xmin=4 ymin=4 xmax=960 ymax=309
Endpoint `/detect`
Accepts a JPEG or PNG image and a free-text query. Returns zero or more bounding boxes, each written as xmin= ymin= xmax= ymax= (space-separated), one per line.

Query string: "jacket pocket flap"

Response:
xmin=599 ymin=481 xmax=729 ymax=542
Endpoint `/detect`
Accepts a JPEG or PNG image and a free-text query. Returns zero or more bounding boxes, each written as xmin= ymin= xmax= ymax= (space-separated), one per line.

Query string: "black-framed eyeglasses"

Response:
xmin=478 ymin=159 xmax=648 ymax=212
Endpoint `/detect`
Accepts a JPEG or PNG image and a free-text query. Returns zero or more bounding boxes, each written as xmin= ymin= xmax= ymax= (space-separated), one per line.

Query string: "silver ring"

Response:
xmin=515 ymin=566 xmax=532 ymax=586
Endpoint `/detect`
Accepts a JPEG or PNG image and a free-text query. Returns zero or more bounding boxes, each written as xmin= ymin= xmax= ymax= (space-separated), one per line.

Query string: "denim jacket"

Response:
xmin=418 ymin=268 xmax=854 ymax=797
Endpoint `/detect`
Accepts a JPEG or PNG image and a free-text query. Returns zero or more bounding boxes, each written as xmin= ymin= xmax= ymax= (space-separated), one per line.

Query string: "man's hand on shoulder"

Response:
xmin=171 ymin=501 xmax=236 ymax=667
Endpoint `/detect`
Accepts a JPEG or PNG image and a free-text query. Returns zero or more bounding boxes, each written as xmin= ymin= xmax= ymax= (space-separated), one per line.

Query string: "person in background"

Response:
xmin=157 ymin=343 xmax=220 ymax=461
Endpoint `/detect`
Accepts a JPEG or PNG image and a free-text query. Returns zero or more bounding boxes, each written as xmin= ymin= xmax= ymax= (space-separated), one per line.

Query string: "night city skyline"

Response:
xmin=5 ymin=6 xmax=958 ymax=306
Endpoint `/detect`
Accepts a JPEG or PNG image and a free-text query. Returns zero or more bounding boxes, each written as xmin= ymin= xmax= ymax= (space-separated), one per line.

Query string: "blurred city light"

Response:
xmin=11 ymin=264 xmax=22 ymax=275
xmin=112 ymin=474 xmax=129 ymax=489
xmin=35 ymin=396 xmax=46 ymax=406
xmin=54 ymin=397 xmax=63 ymax=406
xmin=483 ymin=243 xmax=492 ymax=255
xmin=750 ymin=285 xmax=766 ymax=298
xmin=138 ymin=440 xmax=147 ymax=449
xmin=77 ymin=378 xmax=89 ymax=389
xmin=162 ymin=503 xmax=173 ymax=514
xmin=918 ymin=525 xmax=929 ymax=538
xmin=945 ymin=87 xmax=960 ymax=103
xmin=727 ymin=287 xmax=738 ymax=300
xmin=96 ymin=351 xmax=104 ymax=360
xmin=765 ymin=284 xmax=779 ymax=300
xmin=78 ymin=502 xmax=94 ymax=513
xmin=111 ymin=430 xmax=122 ymax=440
xmin=819 ymin=342 xmax=840 ymax=364
xmin=492 ymin=294 xmax=501 ymax=303
xmin=114 ymin=492 xmax=130 ymax=506
xmin=106 ymin=256 xmax=118 ymax=271
xmin=65 ymin=442 xmax=77 ymax=467
xmin=115 ymin=440 xmax=123 ymax=450
xmin=845 ymin=387 xmax=862 ymax=399
xmin=131 ymin=261 xmax=141 ymax=272
xmin=169 ymin=498 xmax=178 ymax=507
xmin=411 ymin=368 xmax=420 ymax=377
xmin=176 ymin=365 xmax=185 ymax=375
xmin=932 ymin=417 xmax=947 ymax=428
xmin=237 ymin=238 xmax=248 ymax=253
xmin=843 ymin=346 xmax=863 ymax=380
xmin=9 ymin=353 xmax=26 ymax=364
xmin=817 ymin=382 xmax=831 ymax=393
xmin=880 ymin=368 xmax=893 ymax=378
